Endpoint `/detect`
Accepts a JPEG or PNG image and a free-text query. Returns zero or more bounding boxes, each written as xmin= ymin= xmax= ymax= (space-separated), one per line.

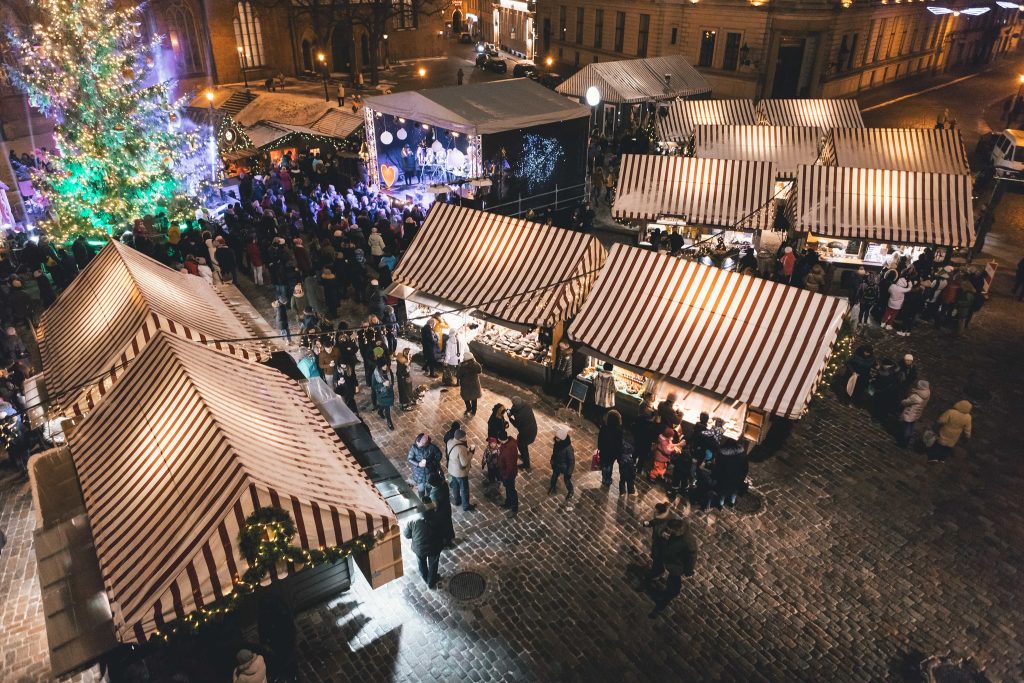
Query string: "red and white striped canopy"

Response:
xmin=612 ymin=154 xmax=777 ymax=230
xmin=821 ymin=127 xmax=970 ymax=175
xmin=568 ymin=244 xmax=849 ymax=419
xmin=693 ymin=125 xmax=823 ymax=179
xmin=756 ymin=99 xmax=865 ymax=130
xmin=392 ymin=203 xmax=606 ymax=327
xmin=68 ymin=332 xmax=396 ymax=644
xmin=655 ymin=99 xmax=757 ymax=143
xmin=788 ymin=164 xmax=976 ymax=247
xmin=38 ymin=241 xmax=264 ymax=413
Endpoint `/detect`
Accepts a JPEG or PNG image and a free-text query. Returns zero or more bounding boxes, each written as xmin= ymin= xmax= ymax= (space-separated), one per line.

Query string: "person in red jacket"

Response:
xmin=779 ymin=246 xmax=797 ymax=284
xmin=496 ymin=430 xmax=519 ymax=517
xmin=247 ymin=238 xmax=265 ymax=285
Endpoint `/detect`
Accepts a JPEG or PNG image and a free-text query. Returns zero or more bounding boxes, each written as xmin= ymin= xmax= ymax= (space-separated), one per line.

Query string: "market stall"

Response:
xmin=55 ymin=331 xmax=400 ymax=645
xmin=787 ymin=164 xmax=976 ymax=271
xmin=363 ymin=80 xmax=590 ymax=214
xmin=755 ymin=98 xmax=865 ymax=130
xmin=692 ymin=124 xmax=823 ymax=181
xmin=387 ymin=202 xmax=606 ymax=385
xmin=568 ymin=243 xmax=850 ymax=439
xmin=36 ymin=241 xmax=267 ymax=417
xmin=611 ymin=153 xmax=779 ymax=257
xmin=821 ymin=127 xmax=970 ymax=175
xmin=655 ymin=99 xmax=757 ymax=149
xmin=557 ymin=55 xmax=711 ymax=137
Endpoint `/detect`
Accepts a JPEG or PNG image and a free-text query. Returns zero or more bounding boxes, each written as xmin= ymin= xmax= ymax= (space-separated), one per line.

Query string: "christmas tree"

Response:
xmin=4 ymin=0 xmax=203 ymax=243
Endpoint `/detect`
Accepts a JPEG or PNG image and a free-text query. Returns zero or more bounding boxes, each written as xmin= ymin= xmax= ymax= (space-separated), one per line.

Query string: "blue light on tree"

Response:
xmin=518 ymin=134 xmax=564 ymax=192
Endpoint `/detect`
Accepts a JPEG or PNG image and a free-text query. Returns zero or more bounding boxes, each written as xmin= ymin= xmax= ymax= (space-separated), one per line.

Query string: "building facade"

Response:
xmin=535 ymin=0 xmax=1023 ymax=98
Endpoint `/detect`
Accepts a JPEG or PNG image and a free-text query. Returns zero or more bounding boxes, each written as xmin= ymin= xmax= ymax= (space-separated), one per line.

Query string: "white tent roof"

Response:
xmin=557 ymin=55 xmax=711 ymax=104
xmin=364 ymin=79 xmax=590 ymax=135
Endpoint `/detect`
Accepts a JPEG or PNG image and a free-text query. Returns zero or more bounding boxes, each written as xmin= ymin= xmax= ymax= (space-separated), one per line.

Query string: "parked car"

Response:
xmin=532 ymin=72 xmax=565 ymax=89
xmin=459 ymin=32 xmax=473 ymax=43
xmin=990 ymin=129 xmax=1024 ymax=177
xmin=476 ymin=41 xmax=498 ymax=56
xmin=482 ymin=57 xmax=507 ymax=74
xmin=512 ymin=63 xmax=537 ymax=78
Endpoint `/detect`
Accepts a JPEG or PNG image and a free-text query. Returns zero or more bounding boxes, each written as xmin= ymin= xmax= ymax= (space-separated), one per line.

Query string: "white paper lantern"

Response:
xmin=396 ymin=128 xmax=408 ymax=141
xmin=380 ymin=131 xmax=394 ymax=145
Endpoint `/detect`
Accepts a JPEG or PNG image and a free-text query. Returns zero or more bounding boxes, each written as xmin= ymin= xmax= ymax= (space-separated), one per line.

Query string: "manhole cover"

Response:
xmin=733 ymin=490 xmax=765 ymax=516
xmin=447 ymin=571 xmax=487 ymax=601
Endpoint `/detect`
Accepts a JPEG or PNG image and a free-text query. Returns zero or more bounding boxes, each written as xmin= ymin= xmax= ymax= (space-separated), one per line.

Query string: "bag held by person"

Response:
xmin=590 ymin=449 xmax=601 ymax=471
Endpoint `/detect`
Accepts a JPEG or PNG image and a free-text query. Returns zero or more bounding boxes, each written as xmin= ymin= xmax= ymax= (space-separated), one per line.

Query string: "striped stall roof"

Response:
xmin=557 ymin=55 xmax=711 ymax=104
xmin=392 ymin=203 xmax=606 ymax=327
xmin=693 ymin=125 xmax=823 ymax=179
xmin=68 ymin=332 xmax=396 ymax=644
xmin=655 ymin=99 xmax=757 ymax=143
xmin=821 ymin=127 xmax=970 ymax=175
xmin=788 ymin=164 xmax=976 ymax=247
xmin=612 ymin=154 xmax=778 ymax=229
xmin=38 ymin=242 xmax=266 ymax=413
xmin=568 ymin=244 xmax=850 ymax=419
xmin=756 ymin=99 xmax=865 ymax=130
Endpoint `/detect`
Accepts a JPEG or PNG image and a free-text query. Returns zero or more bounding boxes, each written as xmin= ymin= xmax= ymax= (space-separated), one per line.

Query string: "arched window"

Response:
xmin=301 ymin=39 xmax=313 ymax=72
xmin=233 ymin=1 xmax=265 ymax=67
xmin=166 ymin=1 xmax=205 ymax=75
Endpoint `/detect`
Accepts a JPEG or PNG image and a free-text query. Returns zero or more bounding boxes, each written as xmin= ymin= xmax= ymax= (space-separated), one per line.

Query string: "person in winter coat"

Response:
xmin=272 ymin=298 xmax=291 ymax=343
xmin=508 ymin=396 xmax=537 ymax=470
xmin=897 ymin=354 xmax=918 ymax=391
xmin=446 ymin=429 xmax=475 ymax=511
xmin=403 ymin=498 xmax=444 ymax=588
xmin=779 ymin=246 xmax=797 ymax=284
xmin=618 ymin=439 xmax=638 ymax=496
xmin=871 ymin=357 xmax=902 ymax=420
xmin=648 ymin=518 xmax=698 ymax=618
xmin=651 ymin=427 xmax=680 ymax=481
xmin=247 ymin=239 xmax=265 ymax=285
xmin=233 ymin=649 xmax=268 ymax=683
xmin=487 ymin=403 xmax=508 ymax=439
xmin=443 ymin=328 xmax=463 ymax=385
xmin=548 ymin=424 xmax=576 ymax=500
xmin=496 ymin=430 xmax=519 ymax=516
xmin=633 ymin=402 xmax=659 ymax=477
xmin=426 ymin=471 xmax=455 ymax=546
xmin=395 ymin=349 xmax=415 ymax=410
xmin=845 ymin=344 xmax=875 ymax=404
xmin=597 ymin=409 xmax=624 ymax=487
xmin=289 ymin=283 xmax=308 ymax=321
xmin=711 ymin=438 xmax=748 ymax=508
xmin=6 ymin=280 xmax=38 ymax=326
xmin=33 ymin=270 xmax=55 ymax=308
xmin=954 ymin=279 xmax=977 ymax=337
xmin=456 ymin=352 xmax=483 ymax=415
xmin=368 ymin=226 xmax=386 ymax=258
xmin=657 ymin=394 xmax=680 ymax=430
xmin=898 ymin=380 xmax=930 ymax=448
xmin=857 ymin=274 xmax=880 ymax=326
xmin=481 ymin=436 xmax=502 ymax=487
xmin=334 ymin=361 xmax=359 ymax=415
xmin=804 ymin=264 xmax=827 ymax=293
xmin=881 ymin=276 xmax=912 ymax=329
xmin=371 ymin=359 xmax=396 ymax=430
xmin=421 ymin=319 xmax=441 ymax=377
xmin=408 ymin=433 xmax=443 ymax=497
xmin=592 ymin=362 xmax=617 ymax=410
xmin=928 ymin=400 xmax=972 ymax=462
xmin=847 ymin=267 xmax=867 ymax=305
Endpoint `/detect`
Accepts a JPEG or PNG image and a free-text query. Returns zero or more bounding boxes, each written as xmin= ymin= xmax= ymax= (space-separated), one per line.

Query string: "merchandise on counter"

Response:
xmin=475 ymin=324 xmax=551 ymax=365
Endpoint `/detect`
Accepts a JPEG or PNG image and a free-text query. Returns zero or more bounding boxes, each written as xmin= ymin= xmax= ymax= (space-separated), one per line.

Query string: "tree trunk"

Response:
xmin=368 ymin=29 xmax=380 ymax=85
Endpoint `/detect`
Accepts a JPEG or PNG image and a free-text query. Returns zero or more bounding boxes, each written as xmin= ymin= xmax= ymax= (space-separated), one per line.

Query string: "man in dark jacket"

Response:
xmin=508 ymin=396 xmax=537 ymax=470
xmin=407 ymin=433 xmax=442 ymax=498
xmin=548 ymin=424 xmax=575 ymax=500
xmin=711 ymin=438 xmax=749 ymax=508
xmin=648 ymin=518 xmax=698 ymax=618
xmin=421 ymin=320 xmax=440 ymax=377
xmin=496 ymin=430 xmax=519 ymax=516
xmin=403 ymin=497 xmax=444 ymax=588
xmin=426 ymin=471 xmax=455 ymax=547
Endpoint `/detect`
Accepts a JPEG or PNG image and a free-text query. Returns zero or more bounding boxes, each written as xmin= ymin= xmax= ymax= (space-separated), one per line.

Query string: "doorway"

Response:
xmin=453 ymin=9 xmax=463 ymax=33
xmin=301 ymin=40 xmax=313 ymax=72
xmin=772 ymin=37 xmax=805 ymax=98
xmin=361 ymin=33 xmax=370 ymax=68
xmin=332 ymin=25 xmax=352 ymax=73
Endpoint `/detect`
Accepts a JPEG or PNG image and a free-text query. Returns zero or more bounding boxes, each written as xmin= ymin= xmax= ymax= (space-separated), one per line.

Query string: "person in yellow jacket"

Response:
xmin=927 ymin=400 xmax=972 ymax=462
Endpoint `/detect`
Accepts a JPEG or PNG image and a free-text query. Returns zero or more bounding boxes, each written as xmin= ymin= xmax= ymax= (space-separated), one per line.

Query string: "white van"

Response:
xmin=990 ymin=129 xmax=1024 ymax=177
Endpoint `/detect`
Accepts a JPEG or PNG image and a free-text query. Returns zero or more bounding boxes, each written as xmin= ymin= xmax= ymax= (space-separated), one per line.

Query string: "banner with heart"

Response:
xmin=380 ymin=164 xmax=398 ymax=188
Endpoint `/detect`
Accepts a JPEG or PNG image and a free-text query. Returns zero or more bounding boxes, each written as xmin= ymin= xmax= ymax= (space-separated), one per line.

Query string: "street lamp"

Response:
xmin=383 ymin=34 xmax=390 ymax=70
xmin=418 ymin=66 xmax=427 ymax=78
xmin=237 ymin=46 xmax=249 ymax=89
xmin=205 ymin=89 xmax=215 ymax=110
xmin=545 ymin=56 xmax=554 ymax=67
xmin=318 ymin=52 xmax=329 ymax=102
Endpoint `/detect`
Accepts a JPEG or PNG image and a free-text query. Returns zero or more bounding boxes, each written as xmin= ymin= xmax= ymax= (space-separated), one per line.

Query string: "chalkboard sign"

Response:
xmin=569 ymin=379 xmax=590 ymax=404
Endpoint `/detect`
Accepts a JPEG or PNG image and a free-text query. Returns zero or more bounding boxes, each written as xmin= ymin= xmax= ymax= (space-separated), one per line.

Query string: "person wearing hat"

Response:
xmin=508 ymin=395 xmax=537 ymax=470
xmin=371 ymin=358 xmax=396 ymax=430
xmin=548 ymin=424 xmax=576 ymax=500
xmin=898 ymin=380 xmax=930 ymax=448
xmin=407 ymin=433 xmax=442 ymax=497
xmin=214 ymin=236 xmax=237 ymax=284
xmin=403 ymin=495 xmax=445 ymax=588
xmin=426 ymin=470 xmax=455 ymax=546
xmin=647 ymin=518 xmax=698 ymax=618
xmin=456 ymin=351 xmax=483 ymax=415
xmin=897 ymin=354 xmax=918 ymax=390
xmin=592 ymin=362 xmax=617 ymax=411
xmin=395 ymin=349 xmax=415 ymax=410
xmin=446 ymin=428 xmax=476 ymax=511
xmin=320 ymin=266 xmax=340 ymax=317
xmin=368 ymin=226 xmax=386 ymax=257
xmin=6 ymin=279 xmax=37 ymax=327
xmin=420 ymin=318 xmax=441 ymax=378
xmin=232 ymin=648 xmax=267 ymax=683
xmin=496 ymin=429 xmax=520 ymax=516
xmin=778 ymin=246 xmax=797 ymax=284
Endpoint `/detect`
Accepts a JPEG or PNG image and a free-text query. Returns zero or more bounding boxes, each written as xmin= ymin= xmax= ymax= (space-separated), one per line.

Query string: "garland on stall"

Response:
xmin=812 ymin=333 xmax=855 ymax=402
xmin=153 ymin=506 xmax=377 ymax=641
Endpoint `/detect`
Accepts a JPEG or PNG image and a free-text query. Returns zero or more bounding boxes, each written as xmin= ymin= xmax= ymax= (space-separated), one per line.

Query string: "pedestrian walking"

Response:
xmin=272 ymin=298 xmax=291 ymax=343
xmin=456 ymin=352 xmax=482 ymax=415
xmin=548 ymin=424 xmax=576 ymax=500
xmin=371 ymin=359 xmax=396 ymax=430
xmin=233 ymin=649 xmax=268 ymax=683
xmin=508 ymin=396 xmax=537 ymax=470
xmin=408 ymin=433 xmax=443 ymax=497
xmin=597 ymin=409 xmax=624 ymax=488
xmin=647 ymin=519 xmax=698 ymax=618
xmin=642 ymin=503 xmax=671 ymax=581
xmin=927 ymin=400 xmax=972 ymax=462
xmin=954 ymin=278 xmax=977 ymax=337
xmin=337 ymin=82 xmax=345 ymax=106
xmin=497 ymin=430 xmax=519 ymax=517
xmin=427 ymin=471 xmax=455 ymax=547
xmin=457 ymin=67 xmax=465 ymax=85
xmin=403 ymin=497 xmax=444 ymax=588
xmin=898 ymin=380 xmax=930 ymax=448
xmin=487 ymin=403 xmax=509 ymax=439
xmin=446 ymin=429 xmax=476 ymax=512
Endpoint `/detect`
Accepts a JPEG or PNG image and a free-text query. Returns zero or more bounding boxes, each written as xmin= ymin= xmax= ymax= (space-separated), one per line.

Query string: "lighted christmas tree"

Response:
xmin=4 ymin=0 xmax=203 ymax=242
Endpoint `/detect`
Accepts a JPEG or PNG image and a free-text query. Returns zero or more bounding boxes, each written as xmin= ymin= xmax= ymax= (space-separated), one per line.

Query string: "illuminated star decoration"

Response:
xmin=3 ymin=0 xmax=204 ymax=243
xmin=517 ymin=134 xmax=565 ymax=193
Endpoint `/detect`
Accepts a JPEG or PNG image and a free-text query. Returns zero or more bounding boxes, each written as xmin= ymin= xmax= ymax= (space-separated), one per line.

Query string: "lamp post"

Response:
xmin=318 ymin=52 xmax=329 ymax=102
xmin=237 ymin=46 xmax=250 ymax=89
xmin=205 ymin=89 xmax=217 ymax=182
xmin=382 ymin=34 xmax=390 ymax=70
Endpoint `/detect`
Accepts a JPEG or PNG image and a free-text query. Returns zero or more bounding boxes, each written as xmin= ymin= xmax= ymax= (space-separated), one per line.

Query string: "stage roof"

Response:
xmin=363 ymin=79 xmax=590 ymax=135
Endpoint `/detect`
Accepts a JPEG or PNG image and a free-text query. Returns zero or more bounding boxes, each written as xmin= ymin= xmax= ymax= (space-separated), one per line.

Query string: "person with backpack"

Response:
xmin=857 ymin=274 xmax=879 ymax=327
xmin=618 ymin=439 xmax=637 ymax=496
xmin=597 ymin=409 xmax=624 ymax=488
xmin=548 ymin=424 xmax=576 ymax=501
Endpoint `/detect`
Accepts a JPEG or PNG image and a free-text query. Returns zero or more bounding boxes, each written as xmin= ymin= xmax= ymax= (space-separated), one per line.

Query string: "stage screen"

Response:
xmin=481 ymin=117 xmax=589 ymax=214
xmin=371 ymin=113 xmax=476 ymax=189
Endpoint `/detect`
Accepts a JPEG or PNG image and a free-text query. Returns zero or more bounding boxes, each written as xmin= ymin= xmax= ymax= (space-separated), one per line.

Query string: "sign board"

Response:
xmin=569 ymin=378 xmax=589 ymax=404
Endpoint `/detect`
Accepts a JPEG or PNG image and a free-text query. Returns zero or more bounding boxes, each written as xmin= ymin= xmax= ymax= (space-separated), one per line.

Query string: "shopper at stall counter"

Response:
xmin=457 ymin=352 xmax=483 ymax=415
xmin=548 ymin=424 xmax=576 ymax=501
xmin=592 ymin=362 xmax=617 ymax=411
xmin=508 ymin=396 xmax=537 ymax=470
xmin=597 ymin=409 xmax=624 ymax=488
